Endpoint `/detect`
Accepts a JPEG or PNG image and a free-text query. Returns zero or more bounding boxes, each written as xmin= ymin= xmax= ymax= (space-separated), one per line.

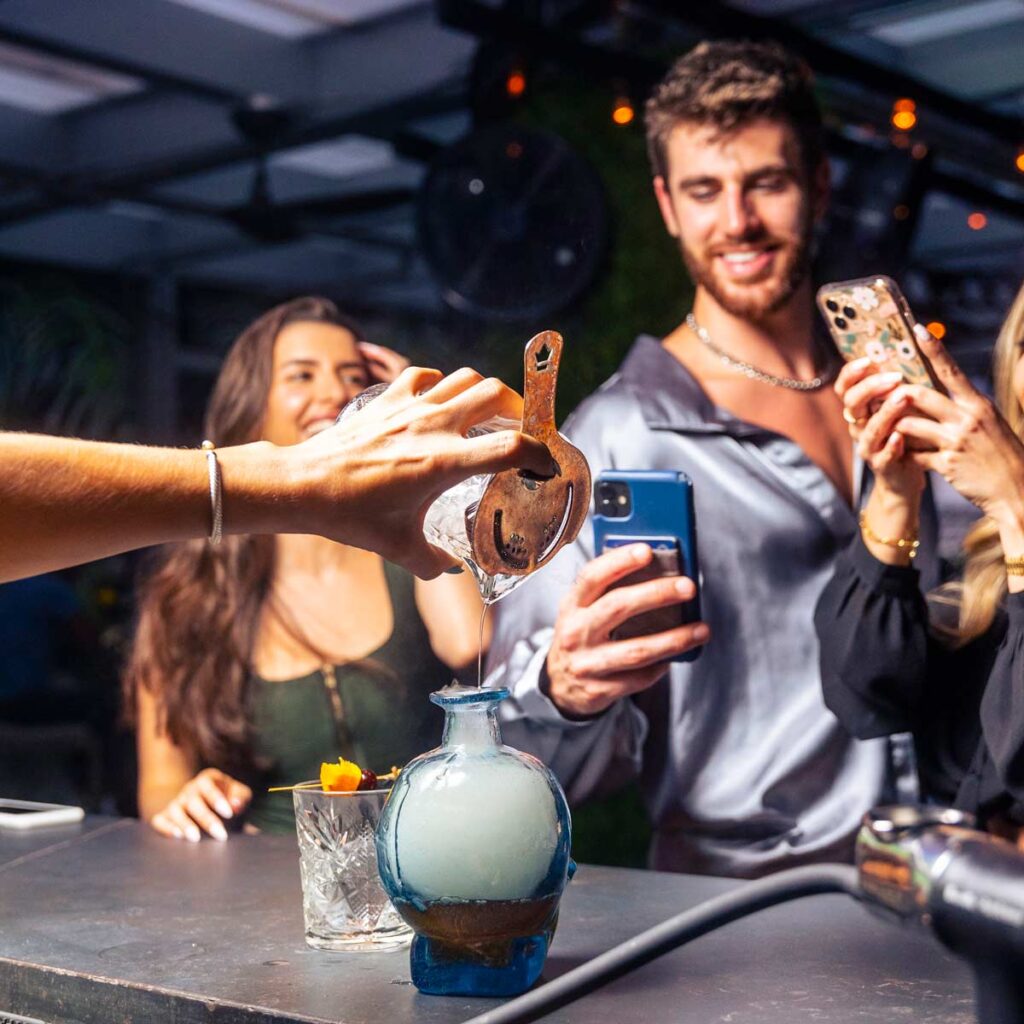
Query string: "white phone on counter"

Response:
xmin=0 ymin=798 xmax=84 ymax=830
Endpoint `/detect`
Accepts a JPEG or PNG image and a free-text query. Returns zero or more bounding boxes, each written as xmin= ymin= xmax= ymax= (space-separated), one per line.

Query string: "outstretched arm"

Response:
xmin=0 ymin=366 xmax=553 ymax=583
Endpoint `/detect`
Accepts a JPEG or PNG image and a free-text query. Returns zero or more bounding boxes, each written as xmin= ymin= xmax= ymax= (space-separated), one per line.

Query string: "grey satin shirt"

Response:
xmin=486 ymin=336 xmax=938 ymax=879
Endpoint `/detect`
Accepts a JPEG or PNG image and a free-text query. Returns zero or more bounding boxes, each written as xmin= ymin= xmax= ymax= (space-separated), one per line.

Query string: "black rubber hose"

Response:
xmin=461 ymin=862 xmax=861 ymax=1024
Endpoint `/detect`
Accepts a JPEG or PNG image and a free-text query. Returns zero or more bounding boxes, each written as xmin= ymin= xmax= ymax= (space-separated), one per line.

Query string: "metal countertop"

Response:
xmin=0 ymin=817 xmax=973 ymax=1024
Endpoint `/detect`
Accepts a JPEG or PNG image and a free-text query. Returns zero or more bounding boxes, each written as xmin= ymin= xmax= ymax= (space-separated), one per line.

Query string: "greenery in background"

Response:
xmin=0 ymin=273 xmax=132 ymax=438
xmin=482 ymin=72 xmax=694 ymax=422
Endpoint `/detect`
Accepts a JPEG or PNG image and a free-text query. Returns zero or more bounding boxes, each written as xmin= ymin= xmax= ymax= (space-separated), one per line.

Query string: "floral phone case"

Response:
xmin=816 ymin=275 xmax=937 ymax=389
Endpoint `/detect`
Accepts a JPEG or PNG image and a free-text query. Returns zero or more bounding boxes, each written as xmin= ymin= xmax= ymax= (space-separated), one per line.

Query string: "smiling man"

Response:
xmin=486 ymin=40 xmax=938 ymax=878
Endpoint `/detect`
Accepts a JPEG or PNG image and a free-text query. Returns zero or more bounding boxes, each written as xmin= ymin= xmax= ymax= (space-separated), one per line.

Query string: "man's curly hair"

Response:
xmin=644 ymin=40 xmax=824 ymax=181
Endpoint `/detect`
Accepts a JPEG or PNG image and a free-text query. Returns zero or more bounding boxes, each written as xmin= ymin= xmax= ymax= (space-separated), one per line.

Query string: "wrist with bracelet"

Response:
xmin=858 ymin=509 xmax=919 ymax=561
xmin=201 ymin=440 xmax=223 ymax=546
xmin=989 ymin=506 xmax=1024 ymax=577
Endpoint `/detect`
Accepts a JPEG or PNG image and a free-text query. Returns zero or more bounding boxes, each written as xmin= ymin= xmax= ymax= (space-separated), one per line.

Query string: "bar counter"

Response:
xmin=0 ymin=817 xmax=974 ymax=1024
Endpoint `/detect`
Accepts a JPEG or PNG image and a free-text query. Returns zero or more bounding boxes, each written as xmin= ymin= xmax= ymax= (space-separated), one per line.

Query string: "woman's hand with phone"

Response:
xmin=835 ymin=356 xmax=926 ymax=505
xmin=542 ymin=543 xmax=709 ymax=719
xmin=896 ymin=325 xmax=1024 ymax=530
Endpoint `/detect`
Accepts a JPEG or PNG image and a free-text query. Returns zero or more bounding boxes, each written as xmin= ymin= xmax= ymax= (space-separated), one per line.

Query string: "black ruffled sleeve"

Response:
xmin=814 ymin=533 xmax=932 ymax=739
xmin=978 ymin=593 xmax=1024 ymax=804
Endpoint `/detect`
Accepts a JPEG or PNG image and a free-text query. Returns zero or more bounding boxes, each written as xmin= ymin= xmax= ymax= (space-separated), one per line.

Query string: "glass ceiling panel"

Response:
xmin=165 ymin=0 xmax=424 ymax=38
xmin=858 ymin=0 xmax=1024 ymax=47
xmin=273 ymin=136 xmax=396 ymax=179
xmin=0 ymin=40 xmax=142 ymax=113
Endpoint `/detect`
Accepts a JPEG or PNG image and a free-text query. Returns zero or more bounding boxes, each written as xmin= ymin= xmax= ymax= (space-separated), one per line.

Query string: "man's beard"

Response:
xmin=680 ymin=219 xmax=813 ymax=323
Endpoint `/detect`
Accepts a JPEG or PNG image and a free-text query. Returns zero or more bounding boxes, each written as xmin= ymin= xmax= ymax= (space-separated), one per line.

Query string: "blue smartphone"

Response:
xmin=592 ymin=470 xmax=702 ymax=663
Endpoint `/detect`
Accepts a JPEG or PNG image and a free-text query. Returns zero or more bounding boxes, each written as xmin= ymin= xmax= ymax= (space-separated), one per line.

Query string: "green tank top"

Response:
xmin=246 ymin=561 xmax=454 ymax=833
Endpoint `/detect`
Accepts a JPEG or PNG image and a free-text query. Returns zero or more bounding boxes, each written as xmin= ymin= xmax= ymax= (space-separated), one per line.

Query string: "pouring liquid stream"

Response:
xmin=477 ymin=600 xmax=490 ymax=690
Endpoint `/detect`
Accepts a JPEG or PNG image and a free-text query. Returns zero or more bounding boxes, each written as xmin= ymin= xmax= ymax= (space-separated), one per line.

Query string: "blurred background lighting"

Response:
xmin=925 ymin=321 xmax=947 ymax=340
xmin=967 ymin=211 xmax=988 ymax=230
xmin=891 ymin=108 xmax=917 ymax=131
xmin=891 ymin=98 xmax=917 ymax=131
xmin=611 ymin=97 xmax=634 ymax=126
xmin=505 ymin=69 xmax=526 ymax=97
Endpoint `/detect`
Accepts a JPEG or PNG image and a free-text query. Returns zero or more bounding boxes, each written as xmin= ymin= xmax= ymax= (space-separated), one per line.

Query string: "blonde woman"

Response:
xmin=815 ymin=285 xmax=1024 ymax=834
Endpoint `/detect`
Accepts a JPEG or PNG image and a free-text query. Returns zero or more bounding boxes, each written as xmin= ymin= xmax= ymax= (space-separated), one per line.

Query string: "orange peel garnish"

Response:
xmin=320 ymin=758 xmax=363 ymax=792
xmin=268 ymin=762 xmax=402 ymax=794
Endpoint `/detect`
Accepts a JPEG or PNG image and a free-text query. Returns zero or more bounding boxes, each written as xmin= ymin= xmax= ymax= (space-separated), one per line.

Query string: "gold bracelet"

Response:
xmin=859 ymin=510 xmax=919 ymax=560
xmin=1005 ymin=556 xmax=1024 ymax=577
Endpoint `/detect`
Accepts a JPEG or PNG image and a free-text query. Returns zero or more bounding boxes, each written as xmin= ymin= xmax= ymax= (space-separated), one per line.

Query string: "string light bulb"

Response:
xmin=612 ymin=96 xmax=635 ymax=126
xmin=506 ymin=69 xmax=526 ymax=98
xmin=891 ymin=98 xmax=917 ymax=131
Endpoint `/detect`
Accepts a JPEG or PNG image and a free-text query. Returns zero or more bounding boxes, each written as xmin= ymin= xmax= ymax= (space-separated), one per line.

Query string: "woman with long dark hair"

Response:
xmin=816 ymin=285 xmax=1024 ymax=835
xmin=125 ymin=297 xmax=489 ymax=840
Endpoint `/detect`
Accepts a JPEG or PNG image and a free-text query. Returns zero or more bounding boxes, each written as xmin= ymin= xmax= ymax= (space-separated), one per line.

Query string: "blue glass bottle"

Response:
xmin=376 ymin=685 xmax=573 ymax=997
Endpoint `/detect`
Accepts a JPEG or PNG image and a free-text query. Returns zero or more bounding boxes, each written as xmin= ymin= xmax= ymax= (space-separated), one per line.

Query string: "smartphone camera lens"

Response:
xmin=595 ymin=481 xmax=631 ymax=518
xmin=834 ymin=316 xmax=848 ymax=330
xmin=825 ymin=299 xmax=839 ymax=312
xmin=843 ymin=306 xmax=856 ymax=319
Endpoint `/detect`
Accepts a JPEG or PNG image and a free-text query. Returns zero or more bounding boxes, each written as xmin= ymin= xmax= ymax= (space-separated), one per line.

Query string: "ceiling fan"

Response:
xmin=417 ymin=122 xmax=609 ymax=320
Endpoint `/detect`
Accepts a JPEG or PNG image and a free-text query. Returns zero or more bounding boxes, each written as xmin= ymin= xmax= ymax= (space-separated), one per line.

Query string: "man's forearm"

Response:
xmin=0 ymin=434 xmax=297 ymax=582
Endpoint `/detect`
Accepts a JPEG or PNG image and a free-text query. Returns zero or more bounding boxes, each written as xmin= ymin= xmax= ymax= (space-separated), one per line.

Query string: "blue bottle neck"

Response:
xmin=442 ymin=703 xmax=501 ymax=751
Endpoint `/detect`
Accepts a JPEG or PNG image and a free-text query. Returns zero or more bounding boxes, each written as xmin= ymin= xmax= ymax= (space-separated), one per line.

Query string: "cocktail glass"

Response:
xmin=293 ymin=784 xmax=412 ymax=951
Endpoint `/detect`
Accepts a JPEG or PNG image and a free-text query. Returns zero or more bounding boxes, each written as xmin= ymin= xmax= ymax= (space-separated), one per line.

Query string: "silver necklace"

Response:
xmin=686 ymin=312 xmax=831 ymax=392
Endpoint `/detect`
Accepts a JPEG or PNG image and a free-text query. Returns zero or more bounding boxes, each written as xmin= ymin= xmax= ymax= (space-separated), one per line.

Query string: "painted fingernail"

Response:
xmin=881 ymin=372 xmax=904 ymax=384
xmin=913 ymin=324 xmax=932 ymax=341
xmin=692 ymin=624 xmax=710 ymax=641
xmin=187 ymin=827 xmax=201 ymax=843
xmin=631 ymin=544 xmax=650 ymax=562
xmin=211 ymin=821 xmax=228 ymax=842
xmin=215 ymin=799 xmax=233 ymax=818
xmin=675 ymin=578 xmax=694 ymax=597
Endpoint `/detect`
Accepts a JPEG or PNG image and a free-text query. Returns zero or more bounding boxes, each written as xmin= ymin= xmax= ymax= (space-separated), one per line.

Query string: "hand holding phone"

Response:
xmin=541 ymin=470 xmax=707 ymax=719
xmin=817 ymin=276 xmax=939 ymax=389
xmin=593 ymin=471 xmax=702 ymax=660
